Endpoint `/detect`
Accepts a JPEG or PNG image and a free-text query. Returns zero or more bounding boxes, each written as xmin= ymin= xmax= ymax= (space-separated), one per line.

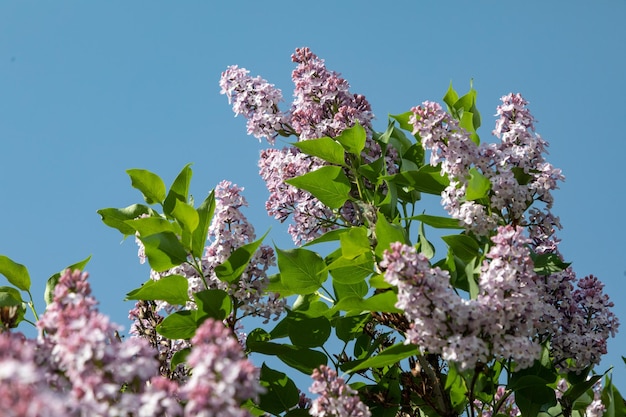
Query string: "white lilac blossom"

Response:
xmin=181 ymin=318 xmax=263 ymax=417
xmin=309 ymin=365 xmax=371 ymax=417
xmin=219 ymin=65 xmax=289 ymax=145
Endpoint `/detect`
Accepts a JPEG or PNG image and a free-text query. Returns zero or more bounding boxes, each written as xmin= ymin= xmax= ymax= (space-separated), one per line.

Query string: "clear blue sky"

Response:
xmin=1 ymin=1 xmax=625 ymax=390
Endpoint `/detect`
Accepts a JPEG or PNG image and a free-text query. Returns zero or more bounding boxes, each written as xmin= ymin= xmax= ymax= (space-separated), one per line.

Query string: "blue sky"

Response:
xmin=1 ymin=1 xmax=625 ymax=390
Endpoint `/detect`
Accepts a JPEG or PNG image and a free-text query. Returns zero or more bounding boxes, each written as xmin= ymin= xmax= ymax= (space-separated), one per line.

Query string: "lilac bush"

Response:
xmin=0 ymin=47 xmax=622 ymax=417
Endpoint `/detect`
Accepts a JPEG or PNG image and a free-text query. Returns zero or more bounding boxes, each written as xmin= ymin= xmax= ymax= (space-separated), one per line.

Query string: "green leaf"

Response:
xmin=390 ymin=111 xmax=415 ymax=133
xmin=125 ymin=216 xmax=176 ymax=237
xmin=214 ymin=230 xmax=269 ymax=283
xmin=276 ymin=247 xmax=327 ymax=294
xmin=97 ymin=204 xmax=152 ymax=236
xmin=347 ymin=342 xmax=417 ymax=372
xmin=304 ymin=228 xmax=350 ymax=247
xmin=0 ymin=255 xmax=30 ymax=292
xmin=156 ymin=310 xmax=197 ymax=339
xmin=127 ymin=168 xmax=167 ymax=205
xmin=293 ymin=137 xmax=346 ymax=166
xmin=285 ymin=166 xmax=351 ymax=209
xmin=442 ymin=234 xmax=480 ymax=262
xmin=531 ymin=253 xmax=571 ymax=276
xmin=331 ymin=291 xmax=401 ymax=315
xmin=443 ymin=82 xmax=460 ymax=111
xmin=418 ymin=221 xmax=435 ymax=259
xmin=247 ymin=335 xmax=327 ymax=375
xmin=163 ymin=163 xmax=193 ymax=216
xmin=258 ymin=364 xmax=300 ymax=415
xmin=170 ymin=347 xmax=191 ymax=370
xmin=340 ymin=227 xmax=370 ymax=258
xmin=287 ymin=314 xmax=331 ymax=348
xmin=465 ymin=168 xmax=491 ymax=201
xmin=193 ymin=289 xmax=231 ymax=321
xmin=45 ymin=255 xmax=92 ymax=305
xmin=335 ymin=314 xmax=370 ymax=343
xmin=328 ymin=253 xmax=374 ymax=285
xmin=333 ymin=280 xmax=368 ymax=301
xmin=375 ymin=212 xmax=405 ymax=257
xmin=0 ymin=286 xmax=23 ymax=306
xmin=171 ymin=199 xmax=199 ymax=234
xmin=139 ymin=232 xmax=189 ymax=272
xmin=125 ymin=275 xmax=190 ymax=305
xmin=191 ymin=191 xmax=216 ymax=258
xmin=384 ymin=165 xmax=449 ymax=195
xmin=336 ymin=122 xmax=367 ymax=155
xmin=408 ymin=214 xmax=463 ymax=229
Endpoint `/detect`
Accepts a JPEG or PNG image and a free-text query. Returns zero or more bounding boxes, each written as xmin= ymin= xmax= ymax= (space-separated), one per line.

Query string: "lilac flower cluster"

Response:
xmin=143 ymin=180 xmax=284 ymax=320
xmin=382 ymin=221 xmax=618 ymax=372
xmin=222 ymin=48 xmax=396 ymax=244
xmin=219 ymin=65 xmax=289 ymax=144
xmin=0 ymin=332 xmax=68 ymax=416
xmin=309 ymin=365 xmax=371 ymax=417
xmin=37 ymin=269 xmax=161 ymax=416
xmin=1 ymin=269 xmax=262 ymax=416
xmin=181 ymin=318 xmax=264 ymax=417
xmin=409 ymin=94 xmax=564 ymax=236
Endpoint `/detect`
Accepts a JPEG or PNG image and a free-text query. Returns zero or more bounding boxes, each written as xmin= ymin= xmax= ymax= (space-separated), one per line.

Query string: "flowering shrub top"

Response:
xmin=0 ymin=47 xmax=621 ymax=417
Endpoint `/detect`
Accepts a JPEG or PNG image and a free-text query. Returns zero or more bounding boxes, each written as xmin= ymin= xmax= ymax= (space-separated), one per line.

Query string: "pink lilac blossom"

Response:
xmin=181 ymin=318 xmax=263 ymax=417
xmin=219 ymin=65 xmax=289 ymax=144
xmin=222 ymin=47 xmax=397 ymax=245
xmin=142 ymin=180 xmax=285 ymax=322
xmin=258 ymin=147 xmax=337 ymax=244
xmin=382 ymin=226 xmax=547 ymax=370
xmin=409 ymin=94 xmax=564 ymax=236
xmin=37 ymin=269 xmax=169 ymax=416
xmin=289 ymin=47 xmax=374 ymax=141
xmin=0 ymin=331 xmax=70 ymax=417
xmin=309 ymin=365 xmax=371 ymax=417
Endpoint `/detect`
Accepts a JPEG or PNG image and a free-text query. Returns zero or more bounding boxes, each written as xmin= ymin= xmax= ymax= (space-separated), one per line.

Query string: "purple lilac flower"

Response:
xmin=309 ymin=365 xmax=371 ymax=417
xmin=181 ymin=318 xmax=263 ymax=417
xmin=219 ymin=65 xmax=289 ymax=144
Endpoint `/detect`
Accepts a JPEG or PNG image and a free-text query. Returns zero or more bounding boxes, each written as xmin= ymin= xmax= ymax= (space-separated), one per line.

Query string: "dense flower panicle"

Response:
xmin=550 ymin=274 xmax=619 ymax=372
xmin=0 ymin=332 xmax=70 ymax=416
xmin=290 ymin=47 xmax=374 ymax=141
xmin=409 ymin=94 xmax=564 ymax=235
xmin=477 ymin=226 xmax=543 ymax=368
xmin=181 ymin=318 xmax=263 ymax=417
xmin=219 ymin=65 xmax=288 ymax=144
xmin=143 ymin=180 xmax=284 ymax=322
xmin=137 ymin=377 xmax=183 ymax=417
xmin=309 ymin=365 xmax=371 ymax=417
xmin=258 ymin=147 xmax=337 ymax=243
xmin=381 ymin=241 xmax=489 ymax=369
xmin=36 ymin=269 xmax=176 ymax=416
xmin=382 ymin=226 xmax=548 ymax=370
